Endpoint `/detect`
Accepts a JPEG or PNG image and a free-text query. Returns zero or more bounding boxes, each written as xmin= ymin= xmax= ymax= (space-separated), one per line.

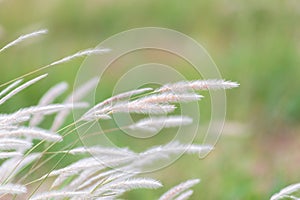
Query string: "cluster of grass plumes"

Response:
xmin=0 ymin=29 xmax=239 ymax=199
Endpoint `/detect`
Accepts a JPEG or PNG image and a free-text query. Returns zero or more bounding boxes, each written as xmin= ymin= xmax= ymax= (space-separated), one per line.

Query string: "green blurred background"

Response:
xmin=0 ymin=0 xmax=300 ymax=199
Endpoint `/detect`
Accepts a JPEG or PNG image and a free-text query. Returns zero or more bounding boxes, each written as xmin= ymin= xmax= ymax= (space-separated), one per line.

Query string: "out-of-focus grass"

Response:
xmin=0 ymin=0 xmax=299 ymax=123
xmin=0 ymin=0 xmax=299 ymax=199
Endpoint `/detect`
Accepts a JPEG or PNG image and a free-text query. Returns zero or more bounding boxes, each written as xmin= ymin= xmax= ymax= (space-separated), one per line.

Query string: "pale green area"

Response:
xmin=0 ymin=1 xmax=299 ymax=199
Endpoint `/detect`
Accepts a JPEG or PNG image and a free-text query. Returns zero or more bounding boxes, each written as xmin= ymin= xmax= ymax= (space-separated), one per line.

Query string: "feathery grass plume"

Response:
xmin=39 ymin=153 xmax=135 ymax=189
xmin=91 ymin=172 xmax=137 ymax=191
xmin=48 ymin=48 xmax=111 ymax=67
xmin=0 ymin=127 xmax=62 ymax=142
xmin=75 ymin=169 xmax=138 ymax=191
xmin=50 ymin=142 xmax=211 ymax=193
xmin=44 ymin=142 xmax=211 ymax=197
xmin=0 ymin=138 xmax=32 ymax=150
xmin=0 ymin=152 xmax=23 ymax=159
xmin=158 ymin=179 xmax=200 ymax=200
xmin=81 ymin=113 xmax=112 ymax=121
xmin=0 ymin=103 xmax=87 ymax=127
xmin=0 ymin=115 xmax=30 ymax=127
xmin=67 ymin=146 xmax=136 ymax=157
xmin=84 ymin=102 xmax=176 ymax=121
xmin=0 ymin=153 xmax=40 ymax=181
xmin=30 ymin=82 xmax=68 ymax=126
xmin=110 ymin=101 xmax=176 ymax=115
xmin=0 ymin=74 xmax=47 ymax=105
xmin=36 ymin=82 xmax=68 ymax=106
xmin=97 ymin=178 xmax=162 ymax=192
xmin=45 ymin=158 xmax=101 ymax=177
xmin=86 ymin=175 xmax=159 ymax=198
xmin=51 ymin=158 xmax=133 ymax=189
xmin=156 ymin=79 xmax=239 ymax=93
xmin=50 ymin=156 xmax=133 ymax=179
xmin=100 ymin=87 xmax=153 ymax=107
xmin=50 ymin=167 xmax=109 ymax=189
xmin=139 ymin=142 xmax=213 ymax=158
xmin=270 ymin=183 xmax=300 ymax=200
xmin=82 ymin=87 xmax=153 ymax=121
xmin=51 ymin=78 xmax=98 ymax=131
xmin=129 ymin=116 xmax=193 ymax=132
xmin=138 ymin=92 xmax=203 ymax=104
xmin=0 ymin=184 xmax=27 ymax=195
xmin=47 ymin=142 xmax=211 ymax=195
xmin=174 ymin=190 xmax=193 ymax=200
xmin=33 ymin=179 xmax=159 ymax=200
xmin=39 ymin=161 xmax=137 ymax=197
xmin=0 ymin=29 xmax=48 ymax=53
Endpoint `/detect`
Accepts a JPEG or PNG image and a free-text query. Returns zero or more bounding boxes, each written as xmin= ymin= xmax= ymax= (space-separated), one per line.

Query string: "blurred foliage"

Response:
xmin=0 ymin=0 xmax=299 ymax=199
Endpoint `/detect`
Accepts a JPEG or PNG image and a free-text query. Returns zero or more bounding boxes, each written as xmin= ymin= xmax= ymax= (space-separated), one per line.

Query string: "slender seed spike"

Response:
xmin=0 ymin=79 xmax=23 ymax=98
xmin=48 ymin=48 xmax=110 ymax=67
xmin=0 ymin=29 xmax=48 ymax=53
xmin=0 ymin=74 xmax=48 ymax=105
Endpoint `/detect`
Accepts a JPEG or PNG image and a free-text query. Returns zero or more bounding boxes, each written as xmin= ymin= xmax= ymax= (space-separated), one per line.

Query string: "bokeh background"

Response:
xmin=0 ymin=0 xmax=300 ymax=199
